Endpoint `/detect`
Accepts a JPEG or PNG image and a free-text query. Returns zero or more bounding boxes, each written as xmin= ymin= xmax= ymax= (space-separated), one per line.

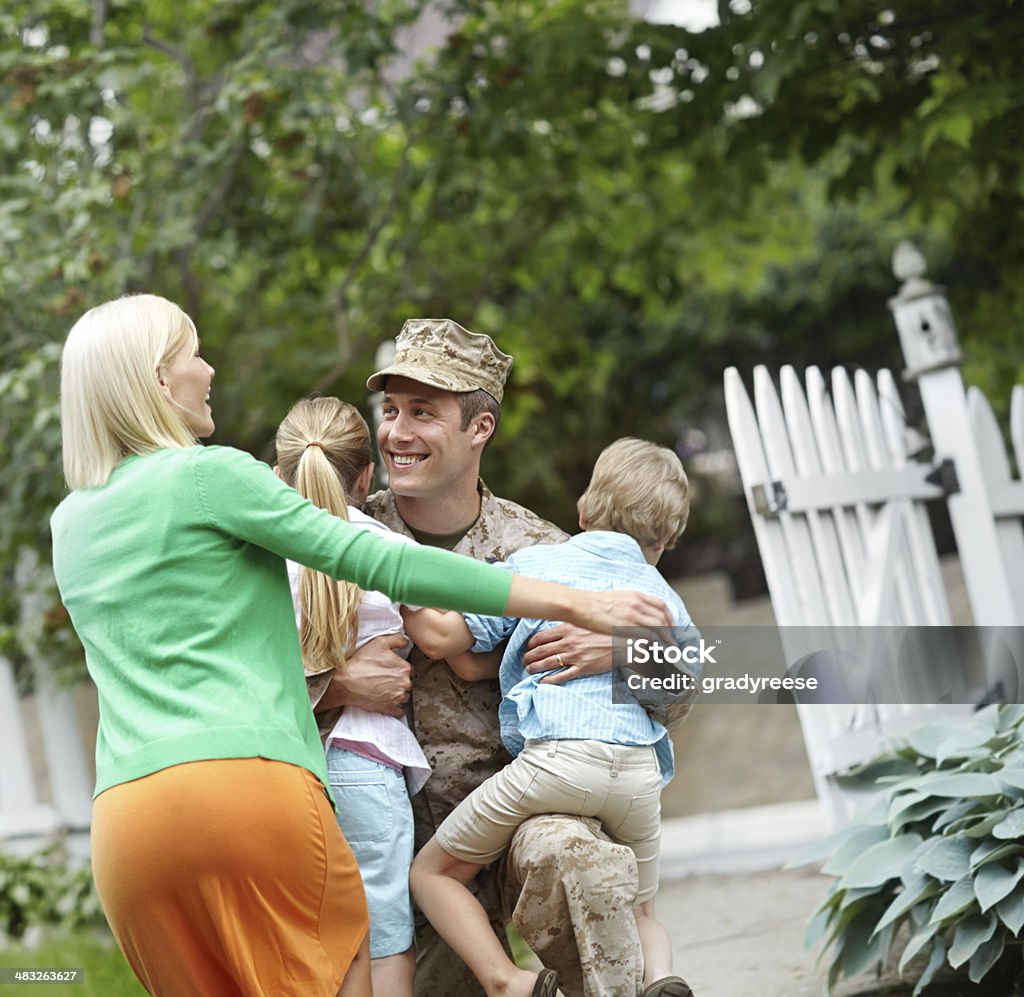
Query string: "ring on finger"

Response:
xmin=555 ymin=653 xmax=566 ymax=668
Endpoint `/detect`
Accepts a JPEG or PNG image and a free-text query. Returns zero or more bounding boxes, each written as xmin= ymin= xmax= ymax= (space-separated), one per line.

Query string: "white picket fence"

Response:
xmin=0 ymin=551 xmax=93 ymax=857
xmin=724 ymin=253 xmax=1024 ymax=826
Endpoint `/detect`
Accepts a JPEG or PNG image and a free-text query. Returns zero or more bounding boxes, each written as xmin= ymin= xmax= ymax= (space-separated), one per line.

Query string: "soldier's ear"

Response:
xmin=471 ymin=412 xmax=496 ymax=448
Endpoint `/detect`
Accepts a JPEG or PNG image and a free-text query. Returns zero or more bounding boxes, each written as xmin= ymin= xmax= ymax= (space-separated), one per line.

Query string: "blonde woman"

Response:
xmin=276 ymin=396 xmax=490 ymax=997
xmin=51 ymin=294 xmax=673 ymax=997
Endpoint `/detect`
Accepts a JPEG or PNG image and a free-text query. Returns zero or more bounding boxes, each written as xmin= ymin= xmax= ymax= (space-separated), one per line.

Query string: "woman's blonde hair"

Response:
xmin=60 ymin=294 xmax=199 ymax=489
xmin=275 ymin=397 xmax=374 ymax=675
xmin=577 ymin=437 xmax=690 ymax=550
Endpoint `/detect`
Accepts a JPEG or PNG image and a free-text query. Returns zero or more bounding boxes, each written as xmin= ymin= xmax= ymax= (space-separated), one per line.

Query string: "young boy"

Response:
xmin=403 ymin=438 xmax=698 ymax=997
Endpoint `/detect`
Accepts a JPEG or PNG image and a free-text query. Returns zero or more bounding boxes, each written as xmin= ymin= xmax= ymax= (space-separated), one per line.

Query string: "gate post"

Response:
xmin=888 ymin=242 xmax=1020 ymax=625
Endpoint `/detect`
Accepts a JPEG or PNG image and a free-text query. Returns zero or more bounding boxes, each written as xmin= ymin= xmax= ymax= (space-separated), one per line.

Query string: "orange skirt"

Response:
xmin=91 ymin=758 xmax=368 ymax=997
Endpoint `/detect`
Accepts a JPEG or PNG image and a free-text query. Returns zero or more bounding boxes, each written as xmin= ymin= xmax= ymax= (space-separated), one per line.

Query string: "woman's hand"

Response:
xmin=579 ymin=587 xmax=672 ymax=632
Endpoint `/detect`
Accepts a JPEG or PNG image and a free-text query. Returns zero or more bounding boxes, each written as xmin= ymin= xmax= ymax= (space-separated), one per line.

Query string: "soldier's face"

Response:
xmin=377 ymin=377 xmax=482 ymax=499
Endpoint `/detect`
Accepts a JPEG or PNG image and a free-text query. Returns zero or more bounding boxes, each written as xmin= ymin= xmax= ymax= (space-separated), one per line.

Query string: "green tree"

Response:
xmin=1 ymin=0 xmax=1019 ymax=681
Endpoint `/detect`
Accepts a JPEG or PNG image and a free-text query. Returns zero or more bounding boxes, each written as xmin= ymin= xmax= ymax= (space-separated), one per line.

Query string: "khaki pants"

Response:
xmin=436 ymin=739 xmax=663 ymax=903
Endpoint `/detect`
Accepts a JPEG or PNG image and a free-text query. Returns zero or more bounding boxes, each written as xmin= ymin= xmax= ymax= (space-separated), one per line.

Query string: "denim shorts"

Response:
xmin=326 ymin=745 xmax=415 ymax=959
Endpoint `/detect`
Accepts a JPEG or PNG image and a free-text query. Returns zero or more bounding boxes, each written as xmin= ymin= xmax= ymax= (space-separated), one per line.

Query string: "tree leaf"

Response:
xmin=912 ymin=937 xmax=946 ymax=997
xmin=839 ymin=886 xmax=879 ymax=911
xmin=914 ymin=836 xmax=974 ymax=882
xmin=819 ymin=824 xmax=890 ymax=876
xmin=929 ymin=875 xmax=978 ymax=925
xmin=899 ymin=917 xmax=941 ymax=974
xmin=873 ymin=873 xmax=942 ymax=936
xmin=934 ymin=722 xmax=999 ymax=763
xmin=932 ymin=799 xmax=983 ymax=833
xmin=798 ymin=821 xmax=887 ymax=871
xmin=839 ymin=835 xmax=923 ymax=890
xmin=888 ymin=790 xmax=927 ymax=824
xmin=947 ymin=912 xmax=997 ymax=968
xmin=804 ymin=900 xmax=835 ymax=951
xmin=998 ymin=706 xmax=1024 ymax=732
xmin=915 ymin=773 xmax=1003 ymax=798
xmin=891 ymin=797 xmax=953 ymax=835
xmin=970 ymin=839 xmax=1024 ymax=871
xmin=968 ymin=932 xmax=1005 ymax=984
xmin=996 ymin=885 xmax=1024 ymax=935
xmin=837 ymin=907 xmax=890 ymax=980
xmin=992 ymin=808 xmax=1024 ymax=840
xmin=907 ymin=724 xmax=979 ymax=759
xmin=958 ymin=811 xmax=1012 ymax=839
xmin=996 ymin=768 xmax=1024 ymax=792
xmin=974 ymin=860 xmax=1024 ymax=913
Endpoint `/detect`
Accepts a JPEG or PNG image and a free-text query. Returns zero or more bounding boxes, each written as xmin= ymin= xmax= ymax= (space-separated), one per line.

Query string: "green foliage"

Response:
xmin=0 ymin=848 xmax=103 ymax=943
xmin=0 ymin=932 xmax=145 ymax=995
xmin=675 ymin=0 xmax=1024 ymax=403
xmin=0 ymin=0 xmax=1021 ymax=681
xmin=800 ymin=705 xmax=1024 ymax=993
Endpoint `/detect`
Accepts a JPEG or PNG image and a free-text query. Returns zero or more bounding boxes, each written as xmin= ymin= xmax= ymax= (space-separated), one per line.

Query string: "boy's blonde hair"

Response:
xmin=577 ymin=437 xmax=690 ymax=550
xmin=60 ymin=294 xmax=199 ymax=489
xmin=275 ymin=397 xmax=374 ymax=675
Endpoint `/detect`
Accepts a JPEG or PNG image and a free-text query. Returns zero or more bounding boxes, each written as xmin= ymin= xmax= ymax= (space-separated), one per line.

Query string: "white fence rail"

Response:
xmin=725 ymin=249 xmax=1024 ymax=825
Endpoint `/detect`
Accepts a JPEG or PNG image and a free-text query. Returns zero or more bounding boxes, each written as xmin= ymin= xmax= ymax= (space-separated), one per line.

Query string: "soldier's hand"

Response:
xmin=319 ymin=633 xmax=411 ymax=717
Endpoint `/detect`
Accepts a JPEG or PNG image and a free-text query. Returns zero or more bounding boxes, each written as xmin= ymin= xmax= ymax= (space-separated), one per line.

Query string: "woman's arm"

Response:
xmin=505 ymin=574 xmax=672 ymax=633
xmin=200 ymin=448 xmax=671 ymax=630
xmin=390 ymin=566 xmax=672 ymax=646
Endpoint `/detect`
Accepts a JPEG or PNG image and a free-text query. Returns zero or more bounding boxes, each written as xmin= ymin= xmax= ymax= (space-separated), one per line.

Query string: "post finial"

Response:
xmin=892 ymin=240 xmax=927 ymax=283
xmin=887 ymin=240 xmax=963 ymax=380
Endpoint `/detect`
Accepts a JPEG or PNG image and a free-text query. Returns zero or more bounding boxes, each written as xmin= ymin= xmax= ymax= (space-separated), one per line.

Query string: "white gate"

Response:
xmin=725 ymin=245 xmax=1024 ymax=826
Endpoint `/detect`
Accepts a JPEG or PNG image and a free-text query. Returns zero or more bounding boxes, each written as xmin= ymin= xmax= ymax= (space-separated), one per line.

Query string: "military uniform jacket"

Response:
xmin=363 ymin=481 xmax=566 ymax=846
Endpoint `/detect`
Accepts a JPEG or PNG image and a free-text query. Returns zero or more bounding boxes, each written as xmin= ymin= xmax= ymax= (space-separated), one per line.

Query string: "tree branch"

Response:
xmin=90 ymin=0 xmax=107 ymax=49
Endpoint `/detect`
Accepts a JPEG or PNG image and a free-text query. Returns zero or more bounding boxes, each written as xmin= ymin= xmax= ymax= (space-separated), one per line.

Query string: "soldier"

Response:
xmin=310 ymin=319 xmax=649 ymax=997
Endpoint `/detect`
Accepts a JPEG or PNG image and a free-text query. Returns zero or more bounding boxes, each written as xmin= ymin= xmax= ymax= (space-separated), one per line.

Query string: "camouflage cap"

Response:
xmin=366 ymin=318 xmax=513 ymax=404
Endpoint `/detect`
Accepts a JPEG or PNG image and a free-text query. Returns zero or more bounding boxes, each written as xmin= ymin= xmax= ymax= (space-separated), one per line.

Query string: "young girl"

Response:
xmin=274 ymin=396 xmax=499 ymax=997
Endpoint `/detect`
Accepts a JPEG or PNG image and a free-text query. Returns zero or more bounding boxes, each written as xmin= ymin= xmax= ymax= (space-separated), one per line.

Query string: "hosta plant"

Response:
xmin=798 ymin=703 xmax=1024 ymax=995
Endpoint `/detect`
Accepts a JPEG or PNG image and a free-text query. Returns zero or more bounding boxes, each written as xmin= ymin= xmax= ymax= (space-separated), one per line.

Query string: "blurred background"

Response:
xmin=2 ymin=0 xmax=1021 ymax=763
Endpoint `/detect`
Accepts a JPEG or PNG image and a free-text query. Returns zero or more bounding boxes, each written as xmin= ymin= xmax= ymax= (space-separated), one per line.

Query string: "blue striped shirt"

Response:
xmin=464 ymin=531 xmax=697 ymax=786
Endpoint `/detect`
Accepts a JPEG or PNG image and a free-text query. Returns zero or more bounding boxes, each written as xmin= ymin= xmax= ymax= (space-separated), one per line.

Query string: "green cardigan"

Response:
xmin=51 ymin=445 xmax=513 ymax=798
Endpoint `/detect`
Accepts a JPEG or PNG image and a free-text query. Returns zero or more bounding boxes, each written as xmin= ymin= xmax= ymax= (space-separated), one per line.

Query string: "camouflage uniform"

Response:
xmin=363 ymin=483 xmax=645 ymax=997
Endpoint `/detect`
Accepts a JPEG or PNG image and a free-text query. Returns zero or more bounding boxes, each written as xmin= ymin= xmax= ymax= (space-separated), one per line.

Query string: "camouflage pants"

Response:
xmin=413 ymin=813 xmax=643 ymax=997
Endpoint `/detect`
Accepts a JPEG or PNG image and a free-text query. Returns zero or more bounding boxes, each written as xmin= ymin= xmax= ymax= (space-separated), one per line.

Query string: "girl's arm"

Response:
xmin=401 ymin=607 xmax=502 ymax=682
xmin=401 ymin=607 xmax=473 ymax=660
xmin=447 ymin=647 xmax=503 ymax=683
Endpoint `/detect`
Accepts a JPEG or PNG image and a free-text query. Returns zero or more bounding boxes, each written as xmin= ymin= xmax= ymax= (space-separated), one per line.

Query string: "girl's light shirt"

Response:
xmin=287 ymin=506 xmax=432 ymax=795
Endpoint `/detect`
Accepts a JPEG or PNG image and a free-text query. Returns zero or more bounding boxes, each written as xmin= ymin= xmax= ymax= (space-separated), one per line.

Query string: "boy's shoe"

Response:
xmin=532 ymin=968 xmax=560 ymax=997
xmin=642 ymin=976 xmax=694 ymax=997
